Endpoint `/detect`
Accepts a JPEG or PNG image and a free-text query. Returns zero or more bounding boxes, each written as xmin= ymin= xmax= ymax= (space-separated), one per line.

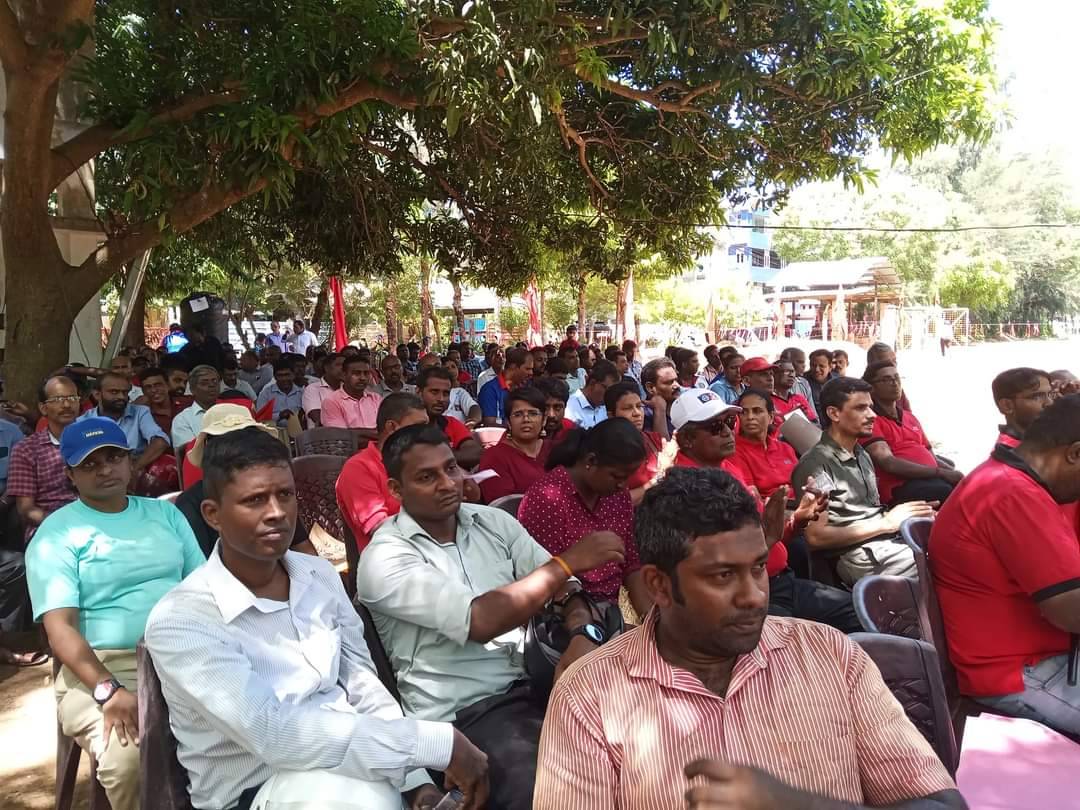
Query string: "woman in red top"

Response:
xmin=603 ymin=381 xmax=664 ymax=505
xmin=729 ymin=388 xmax=799 ymax=497
xmin=476 ymin=386 xmax=551 ymax=502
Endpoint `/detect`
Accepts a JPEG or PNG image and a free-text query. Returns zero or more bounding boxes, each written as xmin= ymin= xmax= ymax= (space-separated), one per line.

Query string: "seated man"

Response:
xmin=417 ymin=367 xmax=483 ymax=469
xmin=708 ymin=351 xmax=745 ymax=405
xmin=78 ymin=371 xmax=176 ymax=496
xmin=356 ymin=424 xmax=627 ymax=810
xmin=300 ymin=352 xmax=344 ymax=428
xmin=860 ymin=361 xmax=961 ymax=505
xmin=931 ymin=394 xmax=1080 ymax=737
xmin=793 ymin=377 xmax=936 ymax=586
xmin=533 ymin=376 xmax=573 ymax=441
xmin=478 ymin=347 xmax=533 ymax=426
xmin=255 ymin=359 xmax=304 ymax=428
xmin=8 ymin=375 xmax=80 ymax=540
xmin=320 ymin=354 xmax=382 ymax=431
xmin=534 ymin=467 xmax=962 ymax=810
xmin=26 ymin=418 xmax=204 ymax=810
xmin=565 ymin=359 xmax=620 ymax=429
xmin=221 ymin=355 xmax=258 ymax=401
xmin=337 ymin=393 xmax=429 ymax=553
xmin=171 ymin=365 xmax=221 ymax=448
xmin=371 ymin=354 xmax=416 ymax=398
xmin=237 ymin=349 xmax=273 ymax=396
xmin=147 ymin=428 xmax=488 ymax=810
xmin=641 ymin=357 xmax=679 ymax=439
xmin=991 ymin=367 xmax=1051 ymax=449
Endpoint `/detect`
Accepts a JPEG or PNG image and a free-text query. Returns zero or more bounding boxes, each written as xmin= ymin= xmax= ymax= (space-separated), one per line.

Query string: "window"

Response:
xmin=751 ymin=248 xmax=766 ymax=267
xmin=752 ymin=215 xmax=767 ymax=234
xmin=769 ymin=252 xmax=784 ymax=269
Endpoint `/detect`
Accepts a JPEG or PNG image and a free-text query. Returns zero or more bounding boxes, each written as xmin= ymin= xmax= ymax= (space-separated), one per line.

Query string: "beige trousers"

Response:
xmin=54 ymin=648 xmax=140 ymax=810
xmin=836 ymin=537 xmax=917 ymax=586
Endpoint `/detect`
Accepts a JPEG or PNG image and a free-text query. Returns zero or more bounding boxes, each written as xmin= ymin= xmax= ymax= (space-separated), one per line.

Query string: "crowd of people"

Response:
xmin=0 ymin=317 xmax=1078 ymax=810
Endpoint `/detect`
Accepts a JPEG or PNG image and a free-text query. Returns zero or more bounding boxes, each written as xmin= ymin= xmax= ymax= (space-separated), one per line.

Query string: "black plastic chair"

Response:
xmin=354 ymin=601 xmax=402 ymax=703
xmin=489 ymin=493 xmax=524 ymax=518
xmin=291 ymin=454 xmax=360 ymax=597
xmin=851 ymin=632 xmax=960 ymax=776
xmin=294 ymin=427 xmax=366 ymax=458
xmin=852 ymin=575 xmax=922 ymax=639
xmin=137 ymin=643 xmax=193 ymax=810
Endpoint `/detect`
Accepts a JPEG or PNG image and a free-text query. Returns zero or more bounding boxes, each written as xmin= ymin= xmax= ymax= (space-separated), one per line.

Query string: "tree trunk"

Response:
xmin=309 ymin=279 xmax=329 ymax=336
xmin=539 ymin=288 xmax=546 ymax=345
xmin=121 ymin=280 xmax=147 ymax=347
xmin=576 ymin=274 xmax=586 ymax=335
xmin=419 ymin=255 xmax=434 ymax=344
xmin=451 ymin=276 xmax=466 ymax=342
xmin=384 ymin=278 xmax=399 ymax=347
xmin=615 ymin=278 xmax=626 ymax=344
xmin=230 ymin=314 xmax=252 ymax=350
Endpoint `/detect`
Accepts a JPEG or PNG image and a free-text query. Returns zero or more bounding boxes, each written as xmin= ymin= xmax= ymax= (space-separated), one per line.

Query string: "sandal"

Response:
xmin=0 ymin=649 xmax=50 ymax=667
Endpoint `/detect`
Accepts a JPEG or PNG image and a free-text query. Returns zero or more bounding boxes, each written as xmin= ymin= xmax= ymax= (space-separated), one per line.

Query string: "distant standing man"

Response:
xmin=291 ymin=318 xmax=317 ymax=357
xmin=559 ymin=325 xmax=580 ymax=352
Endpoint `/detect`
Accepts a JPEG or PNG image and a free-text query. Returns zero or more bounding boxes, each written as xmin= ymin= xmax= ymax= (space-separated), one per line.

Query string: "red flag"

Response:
xmin=329 ymin=275 xmax=348 ymax=350
xmin=524 ymin=281 xmax=541 ymax=347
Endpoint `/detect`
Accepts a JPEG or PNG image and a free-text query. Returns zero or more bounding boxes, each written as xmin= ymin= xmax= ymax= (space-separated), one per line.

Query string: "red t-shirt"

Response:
xmin=729 ymin=433 xmax=798 ymax=498
xmin=436 ymin=414 xmax=473 ymax=449
xmin=518 ymin=466 xmax=639 ymax=602
xmin=336 ymin=442 xmax=400 ymax=553
xmin=476 ymin=436 xmax=551 ymax=502
xmin=930 ymin=451 xmax=1080 ymax=697
xmin=627 ymin=432 xmax=663 ymax=491
xmin=860 ymin=406 xmax=936 ymax=504
xmin=672 ymin=450 xmax=788 ymax=577
xmin=995 ymin=427 xmax=1022 ymax=450
xmin=771 ymin=392 xmax=816 ymax=429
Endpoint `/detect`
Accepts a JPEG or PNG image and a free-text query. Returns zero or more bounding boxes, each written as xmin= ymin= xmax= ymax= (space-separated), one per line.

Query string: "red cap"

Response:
xmin=740 ymin=357 xmax=778 ymax=374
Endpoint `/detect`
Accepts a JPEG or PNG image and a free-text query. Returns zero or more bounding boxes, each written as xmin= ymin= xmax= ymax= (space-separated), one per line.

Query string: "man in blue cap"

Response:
xmin=25 ymin=417 xmax=204 ymax=810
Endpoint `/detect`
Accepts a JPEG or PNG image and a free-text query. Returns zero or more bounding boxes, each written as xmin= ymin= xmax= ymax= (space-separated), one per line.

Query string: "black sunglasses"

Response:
xmin=694 ymin=414 xmax=738 ymax=434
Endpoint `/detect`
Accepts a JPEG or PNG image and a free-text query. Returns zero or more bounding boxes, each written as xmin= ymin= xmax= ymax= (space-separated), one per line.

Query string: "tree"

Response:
xmin=1 ymin=0 xmax=996 ymax=403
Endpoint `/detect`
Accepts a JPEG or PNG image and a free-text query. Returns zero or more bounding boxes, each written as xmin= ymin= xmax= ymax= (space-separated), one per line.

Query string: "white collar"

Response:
xmin=204 ymin=543 xmax=316 ymax=624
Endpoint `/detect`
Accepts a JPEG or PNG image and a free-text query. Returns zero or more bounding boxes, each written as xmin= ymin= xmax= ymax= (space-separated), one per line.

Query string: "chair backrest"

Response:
xmin=474 ymin=427 xmax=506 ymax=448
xmin=291 ymin=453 xmax=348 ymax=541
xmin=851 ymin=632 xmax=960 ymax=776
xmin=900 ymin=516 xmax=933 ymax=554
xmin=489 ymin=493 xmax=524 ymax=517
xmin=295 ymin=427 xmax=364 ymax=458
xmin=852 ymin=575 xmax=922 ymax=639
xmin=354 ymin=601 xmax=402 ymax=703
xmin=137 ymin=642 xmax=194 ymax=810
xmin=157 ymin=491 xmax=181 ymax=504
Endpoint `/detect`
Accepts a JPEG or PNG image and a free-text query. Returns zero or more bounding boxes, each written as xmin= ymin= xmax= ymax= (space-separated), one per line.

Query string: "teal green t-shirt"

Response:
xmin=26 ymin=496 xmax=205 ymax=650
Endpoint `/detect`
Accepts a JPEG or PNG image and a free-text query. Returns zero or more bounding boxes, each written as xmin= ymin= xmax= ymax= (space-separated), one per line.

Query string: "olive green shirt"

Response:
xmin=356 ymin=503 xmax=553 ymax=722
xmin=793 ymin=432 xmax=895 ymax=544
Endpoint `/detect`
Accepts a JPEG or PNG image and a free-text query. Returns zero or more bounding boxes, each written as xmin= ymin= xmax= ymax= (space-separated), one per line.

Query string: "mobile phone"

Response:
xmin=433 ymin=789 xmax=466 ymax=810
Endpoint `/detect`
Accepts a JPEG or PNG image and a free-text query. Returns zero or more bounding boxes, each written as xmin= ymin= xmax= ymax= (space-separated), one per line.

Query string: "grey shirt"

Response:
xmin=793 ymin=432 xmax=894 ymax=546
xmin=370 ymin=382 xmax=417 ymax=398
xmin=238 ymin=365 xmax=274 ymax=396
xmin=356 ymin=504 xmax=553 ymax=722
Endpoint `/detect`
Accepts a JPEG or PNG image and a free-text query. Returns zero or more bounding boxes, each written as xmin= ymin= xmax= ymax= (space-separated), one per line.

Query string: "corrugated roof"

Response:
xmin=754 ymin=257 xmax=899 ymax=289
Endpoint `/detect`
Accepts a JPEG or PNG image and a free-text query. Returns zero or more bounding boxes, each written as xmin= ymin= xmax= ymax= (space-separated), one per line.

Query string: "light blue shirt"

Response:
xmin=0 ymin=419 xmax=24 ymax=490
xmin=256 ymin=382 xmax=304 ymax=425
xmin=565 ymin=389 xmax=608 ymax=428
xmin=78 ymin=404 xmax=169 ymax=456
xmin=566 ymin=368 xmax=586 ymax=395
xmin=26 ymin=497 xmax=204 ymax=650
xmin=709 ymin=377 xmax=746 ymax=405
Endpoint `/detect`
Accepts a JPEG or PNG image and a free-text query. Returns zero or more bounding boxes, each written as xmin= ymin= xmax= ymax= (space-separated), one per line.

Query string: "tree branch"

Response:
xmin=555 ymin=106 xmax=610 ymax=201
xmin=0 ymin=1 xmax=28 ymax=71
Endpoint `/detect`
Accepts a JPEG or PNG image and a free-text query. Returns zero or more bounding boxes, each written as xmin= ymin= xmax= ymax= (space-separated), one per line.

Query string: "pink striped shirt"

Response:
xmin=535 ymin=612 xmax=954 ymax=810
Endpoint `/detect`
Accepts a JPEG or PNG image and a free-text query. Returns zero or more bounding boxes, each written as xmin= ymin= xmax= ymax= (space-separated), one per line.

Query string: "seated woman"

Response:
xmin=518 ymin=419 xmax=652 ymax=617
xmin=728 ymin=388 xmax=799 ymax=498
xmin=603 ymin=381 xmax=665 ymax=506
xmin=475 ymin=387 xmax=551 ymax=503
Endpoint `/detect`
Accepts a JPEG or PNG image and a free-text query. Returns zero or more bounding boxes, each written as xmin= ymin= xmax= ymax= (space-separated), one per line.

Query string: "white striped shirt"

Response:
xmin=534 ymin=612 xmax=955 ymax=810
xmin=145 ymin=547 xmax=453 ymax=810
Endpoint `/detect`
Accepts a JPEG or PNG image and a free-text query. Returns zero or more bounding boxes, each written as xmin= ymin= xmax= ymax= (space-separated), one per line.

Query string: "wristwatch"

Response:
xmin=93 ymin=677 xmax=124 ymax=705
xmin=570 ymin=622 xmax=607 ymax=645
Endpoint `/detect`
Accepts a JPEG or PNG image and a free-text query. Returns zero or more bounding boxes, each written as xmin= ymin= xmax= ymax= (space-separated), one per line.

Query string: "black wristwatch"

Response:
xmin=93 ymin=677 xmax=124 ymax=705
xmin=570 ymin=622 xmax=607 ymax=645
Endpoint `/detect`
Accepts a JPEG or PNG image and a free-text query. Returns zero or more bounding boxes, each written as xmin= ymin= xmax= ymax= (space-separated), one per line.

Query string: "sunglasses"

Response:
xmin=694 ymin=414 xmax=738 ymax=434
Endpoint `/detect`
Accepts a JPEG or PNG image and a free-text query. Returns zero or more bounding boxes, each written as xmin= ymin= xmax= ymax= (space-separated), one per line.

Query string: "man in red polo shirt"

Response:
xmin=930 ymin=394 xmax=1080 ymax=737
xmin=337 ymin=393 xmax=429 ymax=553
xmin=669 ymin=390 xmax=857 ymax=632
xmin=861 ymin=361 xmax=961 ymax=505
xmin=417 ymin=366 xmax=483 ymax=469
xmin=991 ymin=367 xmax=1051 ymax=449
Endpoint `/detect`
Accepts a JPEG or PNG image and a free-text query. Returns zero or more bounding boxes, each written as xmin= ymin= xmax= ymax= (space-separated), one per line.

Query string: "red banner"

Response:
xmin=329 ymin=276 xmax=348 ymax=350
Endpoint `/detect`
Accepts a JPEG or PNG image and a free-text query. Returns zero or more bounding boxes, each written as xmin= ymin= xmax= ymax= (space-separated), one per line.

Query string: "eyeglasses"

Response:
xmin=871 ymin=375 xmax=902 ymax=385
xmin=510 ymin=409 xmax=542 ymax=420
xmin=695 ymin=414 xmax=738 ymax=434
xmin=44 ymin=395 xmax=80 ymax=405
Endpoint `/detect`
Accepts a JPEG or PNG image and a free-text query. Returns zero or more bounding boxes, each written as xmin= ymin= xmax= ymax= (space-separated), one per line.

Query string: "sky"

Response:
xmin=990 ymin=0 xmax=1080 ymax=185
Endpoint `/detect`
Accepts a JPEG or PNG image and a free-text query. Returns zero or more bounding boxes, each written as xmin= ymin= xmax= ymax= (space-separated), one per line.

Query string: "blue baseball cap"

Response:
xmin=60 ymin=417 xmax=130 ymax=467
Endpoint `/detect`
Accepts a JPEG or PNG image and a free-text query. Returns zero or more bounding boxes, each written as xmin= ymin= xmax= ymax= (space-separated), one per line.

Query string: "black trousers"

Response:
xmin=0 ymin=548 xmax=29 ymax=635
xmin=768 ymin=568 xmax=862 ymax=634
xmin=450 ymin=682 xmax=544 ymax=810
xmin=890 ymin=477 xmax=954 ymax=506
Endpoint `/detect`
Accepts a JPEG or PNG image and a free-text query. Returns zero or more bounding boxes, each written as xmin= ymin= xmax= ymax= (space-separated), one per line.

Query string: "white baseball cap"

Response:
xmin=670 ymin=389 xmax=742 ymax=431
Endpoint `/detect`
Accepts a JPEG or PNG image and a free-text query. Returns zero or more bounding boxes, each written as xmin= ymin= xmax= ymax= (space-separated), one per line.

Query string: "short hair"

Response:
xmin=507 ymin=386 xmax=547 ymax=412
xmin=992 ymin=367 xmax=1049 ymax=402
xmin=343 ymin=354 xmax=371 ymax=372
xmin=780 ymin=346 xmax=806 ymax=361
xmin=566 ymin=324 xmax=578 ymax=333
xmin=382 ymin=423 xmax=450 ymax=480
xmin=635 ymin=466 xmax=761 ymax=578
xmin=202 ymin=427 xmax=291 ymax=501
xmin=604 ymin=381 xmax=642 ymax=413
xmin=189 ymin=365 xmax=219 ymax=386
xmin=504 ymin=347 xmax=530 ymax=369
xmin=139 ymin=366 xmax=167 ymax=384
xmin=381 ymin=353 xmax=401 ymax=369
xmin=672 ymin=348 xmax=697 ymax=369
xmin=159 ymin=353 xmax=187 ymax=372
xmin=588 ymin=358 xmax=619 ymax=385
xmin=220 ymin=388 xmax=253 ymax=402
xmin=866 ymin=342 xmax=894 ymax=364
xmin=533 ymin=376 xmax=570 ymax=404
xmin=376 ymin=392 xmax=425 ymax=433
xmin=241 ymin=349 xmax=259 ymax=361
xmin=98 ymin=371 xmax=131 ymax=389
xmin=808 ymin=348 xmax=833 ymax=365
xmin=546 ymin=418 xmax=646 ymax=471
xmin=557 ymin=344 xmax=579 ymax=359
xmin=862 ymin=360 xmax=897 ymax=384
xmin=222 ymin=354 xmax=239 ymax=371
xmin=622 ymin=339 xmax=637 ymax=350
xmin=820 ymin=376 xmax=873 ymax=419
xmin=832 ymin=349 xmax=849 ymax=363
xmin=723 ymin=352 xmax=745 ymax=368
xmin=273 ymin=359 xmax=294 ymax=374
xmin=604 ymin=345 xmax=626 ymax=362
xmin=737 ymin=387 xmax=775 ymax=414
xmin=718 ymin=345 xmax=737 ymax=361
xmin=545 ymin=358 xmax=568 ymax=376
xmin=417 ymin=365 xmax=453 ymax=390
xmin=38 ymin=374 xmax=77 ymax=403
xmin=1023 ymin=394 xmax=1080 ymax=452
xmin=641 ymin=357 xmax=676 ymax=388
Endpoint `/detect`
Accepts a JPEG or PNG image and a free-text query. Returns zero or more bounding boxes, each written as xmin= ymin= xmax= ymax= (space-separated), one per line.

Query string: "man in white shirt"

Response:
xmin=171 ymin=365 xmax=221 ymax=448
xmin=290 ymin=319 xmax=317 ymax=357
xmin=301 ymin=352 xmax=344 ymax=427
xmin=565 ymin=359 xmax=620 ymax=429
xmin=145 ymin=428 xmax=490 ymax=810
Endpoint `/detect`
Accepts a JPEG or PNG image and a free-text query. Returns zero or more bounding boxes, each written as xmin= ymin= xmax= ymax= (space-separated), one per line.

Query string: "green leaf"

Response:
xmin=445 ymin=103 xmax=462 ymax=137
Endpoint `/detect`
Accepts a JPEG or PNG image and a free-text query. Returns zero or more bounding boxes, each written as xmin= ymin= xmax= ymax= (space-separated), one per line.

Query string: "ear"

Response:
xmin=640 ymin=564 xmax=676 ymax=609
xmin=201 ymin=498 xmax=222 ymax=534
xmin=1066 ymin=441 xmax=1080 ymax=466
xmin=64 ymin=467 xmax=75 ymax=485
xmin=387 ymin=477 xmax=405 ymax=504
xmin=825 ymin=404 xmax=841 ymax=424
xmin=997 ymin=398 xmax=1015 ymax=417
